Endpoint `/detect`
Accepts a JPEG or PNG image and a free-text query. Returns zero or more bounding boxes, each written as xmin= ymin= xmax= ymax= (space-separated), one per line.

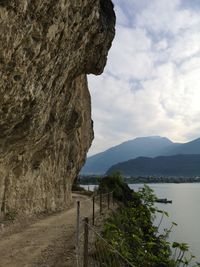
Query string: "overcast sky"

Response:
xmin=87 ymin=0 xmax=200 ymax=156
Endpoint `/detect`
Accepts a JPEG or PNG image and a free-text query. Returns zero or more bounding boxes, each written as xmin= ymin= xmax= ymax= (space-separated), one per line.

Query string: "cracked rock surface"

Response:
xmin=0 ymin=0 xmax=115 ymax=215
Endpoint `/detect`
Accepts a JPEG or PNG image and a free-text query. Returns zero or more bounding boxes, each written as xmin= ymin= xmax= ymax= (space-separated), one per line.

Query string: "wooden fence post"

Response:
xmin=76 ymin=200 xmax=80 ymax=265
xmin=108 ymin=192 xmax=110 ymax=209
xmin=84 ymin=217 xmax=89 ymax=267
xmin=92 ymin=196 xmax=95 ymax=225
xmin=100 ymin=192 xmax=102 ymax=215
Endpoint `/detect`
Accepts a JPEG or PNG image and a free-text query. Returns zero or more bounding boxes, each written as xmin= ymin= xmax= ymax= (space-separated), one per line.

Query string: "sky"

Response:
xmin=87 ymin=0 xmax=200 ymax=156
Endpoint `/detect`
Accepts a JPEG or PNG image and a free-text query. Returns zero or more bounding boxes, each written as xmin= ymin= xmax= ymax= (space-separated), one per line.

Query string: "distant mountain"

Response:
xmin=81 ymin=136 xmax=176 ymax=175
xmin=106 ymin=154 xmax=200 ymax=177
xmin=164 ymin=138 xmax=200 ymax=155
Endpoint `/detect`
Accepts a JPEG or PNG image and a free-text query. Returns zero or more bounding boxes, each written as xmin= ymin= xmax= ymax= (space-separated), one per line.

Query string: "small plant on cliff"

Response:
xmin=5 ymin=210 xmax=18 ymax=223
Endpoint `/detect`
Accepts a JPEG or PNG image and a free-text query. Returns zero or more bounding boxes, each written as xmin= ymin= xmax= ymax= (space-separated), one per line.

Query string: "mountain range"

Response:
xmin=81 ymin=136 xmax=200 ymax=175
xmin=106 ymin=154 xmax=200 ymax=177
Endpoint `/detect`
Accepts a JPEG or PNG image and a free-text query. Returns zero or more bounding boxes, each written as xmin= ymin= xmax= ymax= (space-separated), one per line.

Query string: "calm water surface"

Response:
xmin=81 ymin=183 xmax=200 ymax=263
xmin=131 ymin=183 xmax=200 ymax=264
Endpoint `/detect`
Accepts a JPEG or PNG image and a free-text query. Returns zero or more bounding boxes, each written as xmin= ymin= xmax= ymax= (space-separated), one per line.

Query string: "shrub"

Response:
xmin=98 ymin=172 xmax=139 ymax=204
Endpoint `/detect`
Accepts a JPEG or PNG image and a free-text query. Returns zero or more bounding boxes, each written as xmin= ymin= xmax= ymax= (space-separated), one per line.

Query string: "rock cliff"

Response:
xmin=0 ymin=0 xmax=115 ymax=215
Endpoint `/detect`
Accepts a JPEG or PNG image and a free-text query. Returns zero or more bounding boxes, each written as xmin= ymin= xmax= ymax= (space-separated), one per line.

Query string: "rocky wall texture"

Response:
xmin=0 ymin=0 xmax=115 ymax=215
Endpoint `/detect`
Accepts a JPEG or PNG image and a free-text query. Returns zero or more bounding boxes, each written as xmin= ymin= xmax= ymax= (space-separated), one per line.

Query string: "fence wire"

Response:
xmin=75 ymin=191 xmax=135 ymax=267
xmin=86 ymin=223 xmax=135 ymax=267
xmin=77 ymin=219 xmax=135 ymax=267
xmin=76 ymin=192 xmax=113 ymax=267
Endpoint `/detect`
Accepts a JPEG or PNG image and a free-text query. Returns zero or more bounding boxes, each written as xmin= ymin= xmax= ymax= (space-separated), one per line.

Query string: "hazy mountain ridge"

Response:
xmin=81 ymin=136 xmax=176 ymax=174
xmin=81 ymin=136 xmax=200 ymax=175
xmin=106 ymin=154 xmax=200 ymax=177
xmin=164 ymin=138 xmax=200 ymax=155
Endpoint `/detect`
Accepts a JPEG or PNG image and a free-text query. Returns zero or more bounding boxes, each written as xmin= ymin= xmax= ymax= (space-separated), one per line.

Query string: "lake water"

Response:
xmin=81 ymin=183 xmax=200 ymax=264
xmin=130 ymin=184 xmax=200 ymax=264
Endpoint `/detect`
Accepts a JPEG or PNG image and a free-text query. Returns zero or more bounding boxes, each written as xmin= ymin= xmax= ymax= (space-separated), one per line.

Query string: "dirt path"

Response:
xmin=0 ymin=193 xmax=94 ymax=267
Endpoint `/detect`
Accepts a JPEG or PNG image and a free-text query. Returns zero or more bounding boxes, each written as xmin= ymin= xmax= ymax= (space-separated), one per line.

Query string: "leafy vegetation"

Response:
xmin=99 ymin=174 xmax=199 ymax=267
xmin=98 ymin=172 xmax=136 ymax=203
xmin=4 ymin=210 xmax=18 ymax=223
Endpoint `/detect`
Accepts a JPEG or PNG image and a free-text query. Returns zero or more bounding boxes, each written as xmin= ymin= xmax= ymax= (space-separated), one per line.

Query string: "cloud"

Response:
xmin=87 ymin=0 xmax=200 ymax=155
xmin=107 ymin=26 xmax=153 ymax=80
xmin=136 ymin=1 xmax=200 ymax=35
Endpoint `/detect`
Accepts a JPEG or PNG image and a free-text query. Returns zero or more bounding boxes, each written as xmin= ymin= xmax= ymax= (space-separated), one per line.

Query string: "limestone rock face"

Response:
xmin=0 ymin=0 xmax=115 ymax=214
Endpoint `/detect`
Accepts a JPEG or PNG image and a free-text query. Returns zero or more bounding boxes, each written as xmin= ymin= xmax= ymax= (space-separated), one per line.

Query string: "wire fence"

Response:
xmin=84 ymin=221 xmax=135 ymax=267
xmin=75 ymin=191 xmax=135 ymax=267
xmin=75 ymin=192 xmax=113 ymax=266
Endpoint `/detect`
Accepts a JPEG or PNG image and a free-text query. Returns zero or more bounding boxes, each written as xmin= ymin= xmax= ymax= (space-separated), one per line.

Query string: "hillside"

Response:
xmin=107 ymin=154 xmax=200 ymax=177
xmin=81 ymin=136 xmax=175 ymax=174
xmin=165 ymin=138 xmax=200 ymax=155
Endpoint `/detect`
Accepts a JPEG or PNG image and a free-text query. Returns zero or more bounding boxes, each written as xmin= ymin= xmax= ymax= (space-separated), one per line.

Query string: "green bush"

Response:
xmin=101 ymin=181 xmax=198 ymax=267
xmin=98 ymin=172 xmax=140 ymax=205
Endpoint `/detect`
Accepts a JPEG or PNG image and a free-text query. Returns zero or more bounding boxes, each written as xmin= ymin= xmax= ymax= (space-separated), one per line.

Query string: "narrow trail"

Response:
xmin=0 ymin=193 xmax=94 ymax=267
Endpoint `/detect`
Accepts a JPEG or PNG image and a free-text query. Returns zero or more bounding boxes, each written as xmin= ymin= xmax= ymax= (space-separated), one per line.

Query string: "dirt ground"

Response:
xmin=0 ymin=193 xmax=94 ymax=267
